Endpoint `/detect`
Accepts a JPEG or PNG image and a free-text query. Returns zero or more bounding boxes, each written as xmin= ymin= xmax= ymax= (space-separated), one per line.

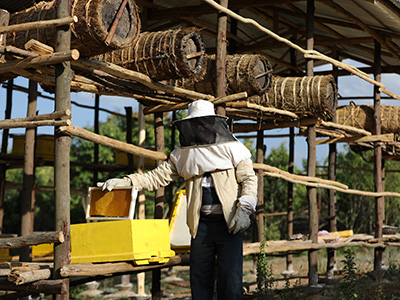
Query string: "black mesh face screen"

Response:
xmin=174 ymin=116 xmax=237 ymax=147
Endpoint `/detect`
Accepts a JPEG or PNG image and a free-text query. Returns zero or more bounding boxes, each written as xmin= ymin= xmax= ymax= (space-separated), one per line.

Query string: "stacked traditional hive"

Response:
xmin=7 ymin=0 xmax=141 ymax=57
xmin=248 ymin=75 xmax=337 ymax=120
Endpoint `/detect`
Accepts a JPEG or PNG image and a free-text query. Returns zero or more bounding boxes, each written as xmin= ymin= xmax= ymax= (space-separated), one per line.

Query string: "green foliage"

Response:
xmin=337 ymin=248 xmax=359 ymax=300
xmin=255 ymin=239 xmax=275 ymax=299
xmin=262 ymin=142 xmax=307 ymax=240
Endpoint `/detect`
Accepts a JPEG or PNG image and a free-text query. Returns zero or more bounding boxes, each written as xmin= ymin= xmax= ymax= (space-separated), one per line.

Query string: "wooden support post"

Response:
xmin=93 ymin=95 xmax=100 ymax=185
xmin=136 ymin=103 xmax=146 ymax=296
xmin=306 ymin=0 xmax=319 ymax=287
xmin=285 ymin=35 xmax=297 ymax=276
xmin=0 ymin=9 xmax=9 ymax=63
xmin=286 ymin=127 xmax=295 ymax=273
xmin=256 ymin=130 xmax=265 ymax=243
xmin=0 ymin=79 xmax=13 ymax=234
xmin=20 ymin=80 xmax=37 ymax=262
xmin=373 ymin=40 xmax=385 ymax=279
xmin=53 ymin=0 xmax=72 ymax=298
xmin=152 ymin=112 xmax=165 ymax=299
xmin=125 ymin=107 xmax=134 ymax=172
xmin=327 ymin=48 xmax=338 ymax=280
xmin=215 ymin=0 xmax=228 ymax=116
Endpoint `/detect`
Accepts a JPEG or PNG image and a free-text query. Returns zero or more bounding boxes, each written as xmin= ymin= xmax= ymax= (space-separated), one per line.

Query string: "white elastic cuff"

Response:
xmin=239 ymin=195 xmax=257 ymax=212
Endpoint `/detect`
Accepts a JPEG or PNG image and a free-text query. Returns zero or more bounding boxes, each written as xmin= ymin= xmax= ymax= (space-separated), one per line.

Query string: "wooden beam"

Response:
xmin=0 ymin=50 xmax=80 ymax=75
xmin=232 ymin=117 xmax=318 ymax=133
xmin=58 ymin=125 xmax=167 ymax=161
xmin=0 ymin=279 xmax=67 ymax=295
xmin=0 ymin=16 xmax=77 ymax=34
xmin=71 ymin=58 xmax=213 ymax=101
xmin=60 ymin=255 xmax=186 ymax=277
xmin=253 ymin=162 xmax=348 ymax=190
xmin=316 ymin=133 xmax=394 ymax=145
xmin=0 ymin=232 xmax=64 ymax=249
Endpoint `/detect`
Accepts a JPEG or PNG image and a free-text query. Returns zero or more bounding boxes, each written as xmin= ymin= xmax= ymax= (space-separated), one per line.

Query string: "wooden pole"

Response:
xmin=306 ymin=0 xmax=319 ymax=288
xmin=286 ymin=127 xmax=295 ymax=273
xmin=152 ymin=112 xmax=165 ymax=300
xmin=286 ymin=36 xmax=297 ymax=275
xmin=0 ymin=119 xmax=70 ymax=130
xmin=20 ymin=80 xmax=37 ymax=262
xmin=232 ymin=118 xmax=318 ymax=133
xmin=327 ymin=48 xmax=338 ymax=280
xmin=0 ymin=79 xmax=13 ymax=234
xmin=373 ymin=40 xmax=385 ymax=279
xmin=256 ymin=130 xmax=265 ymax=243
xmin=0 ymin=9 xmax=9 ymax=63
xmin=0 ymin=110 xmax=70 ymax=124
xmin=72 ymin=59 xmax=213 ymax=101
xmin=93 ymin=95 xmax=100 ymax=185
xmin=53 ymin=0 xmax=72 ymax=298
xmin=0 ymin=16 xmax=77 ymax=35
xmin=215 ymin=0 xmax=229 ymax=116
xmin=58 ymin=125 xmax=167 ymax=161
xmin=0 ymin=279 xmax=67 ymax=295
xmin=0 ymin=50 xmax=79 ymax=75
xmin=126 ymin=107 xmax=135 ymax=173
xmin=136 ymin=103 xmax=146 ymax=296
xmin=0 ymin=231 xmax=64 ymax=249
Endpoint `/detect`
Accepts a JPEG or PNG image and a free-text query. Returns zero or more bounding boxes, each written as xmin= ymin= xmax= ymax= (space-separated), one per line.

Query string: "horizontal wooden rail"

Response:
xmin=0 ymin=232 xmax=64 ymax=249
xmin=0 ymin=16 xmax=77 ymax=34
xmin=58 ymin=124 xmax=167 ymax=161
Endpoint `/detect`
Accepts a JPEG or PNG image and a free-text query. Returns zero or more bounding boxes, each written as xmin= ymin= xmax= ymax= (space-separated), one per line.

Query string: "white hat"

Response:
xmin=174 ymin=100 xmax=228 ymax=124
xmin=185 ymin=100 xmax=216 ymax=119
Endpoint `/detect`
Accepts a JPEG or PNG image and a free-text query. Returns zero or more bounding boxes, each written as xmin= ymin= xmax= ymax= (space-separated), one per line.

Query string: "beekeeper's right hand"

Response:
xmin=97 ymin=177 xmax=132 ymax=192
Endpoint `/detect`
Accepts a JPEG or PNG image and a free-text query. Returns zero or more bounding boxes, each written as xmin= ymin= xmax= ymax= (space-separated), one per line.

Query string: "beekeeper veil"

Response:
xmin=174 ymin=100 xmax=237 ymax=147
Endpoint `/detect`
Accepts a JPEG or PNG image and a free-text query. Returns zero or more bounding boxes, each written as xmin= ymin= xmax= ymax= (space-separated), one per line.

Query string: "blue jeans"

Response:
xmin=190 ymin=216 xmax=244 ymax=300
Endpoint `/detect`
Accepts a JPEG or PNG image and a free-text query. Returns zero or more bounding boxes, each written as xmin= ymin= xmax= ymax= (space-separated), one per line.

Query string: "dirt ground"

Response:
xmin=74 ymin=247 xmax=400 ymax=299
xmin=156 ymin=247 xmax=400 ymax=300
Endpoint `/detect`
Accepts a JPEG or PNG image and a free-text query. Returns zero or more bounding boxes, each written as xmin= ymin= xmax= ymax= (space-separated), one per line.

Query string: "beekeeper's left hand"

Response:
xmin=228 ymin=202 xmax=252 ymax=234
xmin=97 ymin=177 xmax=132 ymax=192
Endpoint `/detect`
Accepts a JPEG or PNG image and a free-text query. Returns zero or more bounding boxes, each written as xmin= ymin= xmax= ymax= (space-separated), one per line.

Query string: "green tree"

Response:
xmin=335 ymin=146 xmax=375 ymax=233
xmin=263 ymin=142 xmax=307 ymax=240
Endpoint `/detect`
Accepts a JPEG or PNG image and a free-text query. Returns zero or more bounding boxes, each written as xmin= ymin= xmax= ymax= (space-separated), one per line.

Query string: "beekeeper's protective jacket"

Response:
xmin=125 ymin=141 xmax=257 ymax=238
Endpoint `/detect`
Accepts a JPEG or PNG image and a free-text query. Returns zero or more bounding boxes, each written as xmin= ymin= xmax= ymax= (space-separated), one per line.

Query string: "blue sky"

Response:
xmin=1 ymin=59 xmax=400 ymax=170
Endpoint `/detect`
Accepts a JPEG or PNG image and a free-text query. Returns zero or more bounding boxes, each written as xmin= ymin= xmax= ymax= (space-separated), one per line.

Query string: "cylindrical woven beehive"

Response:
xmin=248 ymin=75 xmax=337 ymax=119
xmin=336 ymin=105 xmax=400 ymax=135
xmin=170 ymin=54 xmax=272 ymax=96
xmin=94 ymin=27 xmax=207 ymax=81
xmin=8 ymin=0 xmax=140 ymax=57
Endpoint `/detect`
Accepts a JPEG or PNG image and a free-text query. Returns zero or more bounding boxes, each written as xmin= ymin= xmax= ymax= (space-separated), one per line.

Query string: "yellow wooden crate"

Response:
xmin=0 ymin=234 xmax=17 ymax=262
xmin=169 ymin=190 xmax=191 ymax=253
xmin=32 ymin=243 xmax=54 ymax=258
xmin=330 ymin=229 xmax=353 ymax=237
xmin=11 ymin=135 xmax=54 ymax=161
xmin=71 ymin=219 xmax=175 ymax=265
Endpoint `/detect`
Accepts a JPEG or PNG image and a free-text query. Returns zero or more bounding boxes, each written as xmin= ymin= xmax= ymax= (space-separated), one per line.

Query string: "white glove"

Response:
xmin=97 ymin=177 xmax=132 ymax=192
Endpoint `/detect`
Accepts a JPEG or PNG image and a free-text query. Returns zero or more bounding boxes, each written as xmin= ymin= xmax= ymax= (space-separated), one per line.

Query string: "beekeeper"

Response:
xmin=99 ymin=100 xmax=258 ymax=300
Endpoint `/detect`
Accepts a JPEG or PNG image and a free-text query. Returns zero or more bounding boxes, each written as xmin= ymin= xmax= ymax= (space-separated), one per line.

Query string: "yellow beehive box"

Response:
xmin=169 ymin=190 xmax=191 ymax=253
xmin=11 ymin=135 xmax=54 ymax=161
xmin=71 ymin=219 xmax=175 ymax=265
xmin=32 ymin=243 xmax=54 ymax=258
xmin=0 ymin=234 xmax=17 ymax=262
xmin=330 ymin=229 xmax=354 ymax=237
